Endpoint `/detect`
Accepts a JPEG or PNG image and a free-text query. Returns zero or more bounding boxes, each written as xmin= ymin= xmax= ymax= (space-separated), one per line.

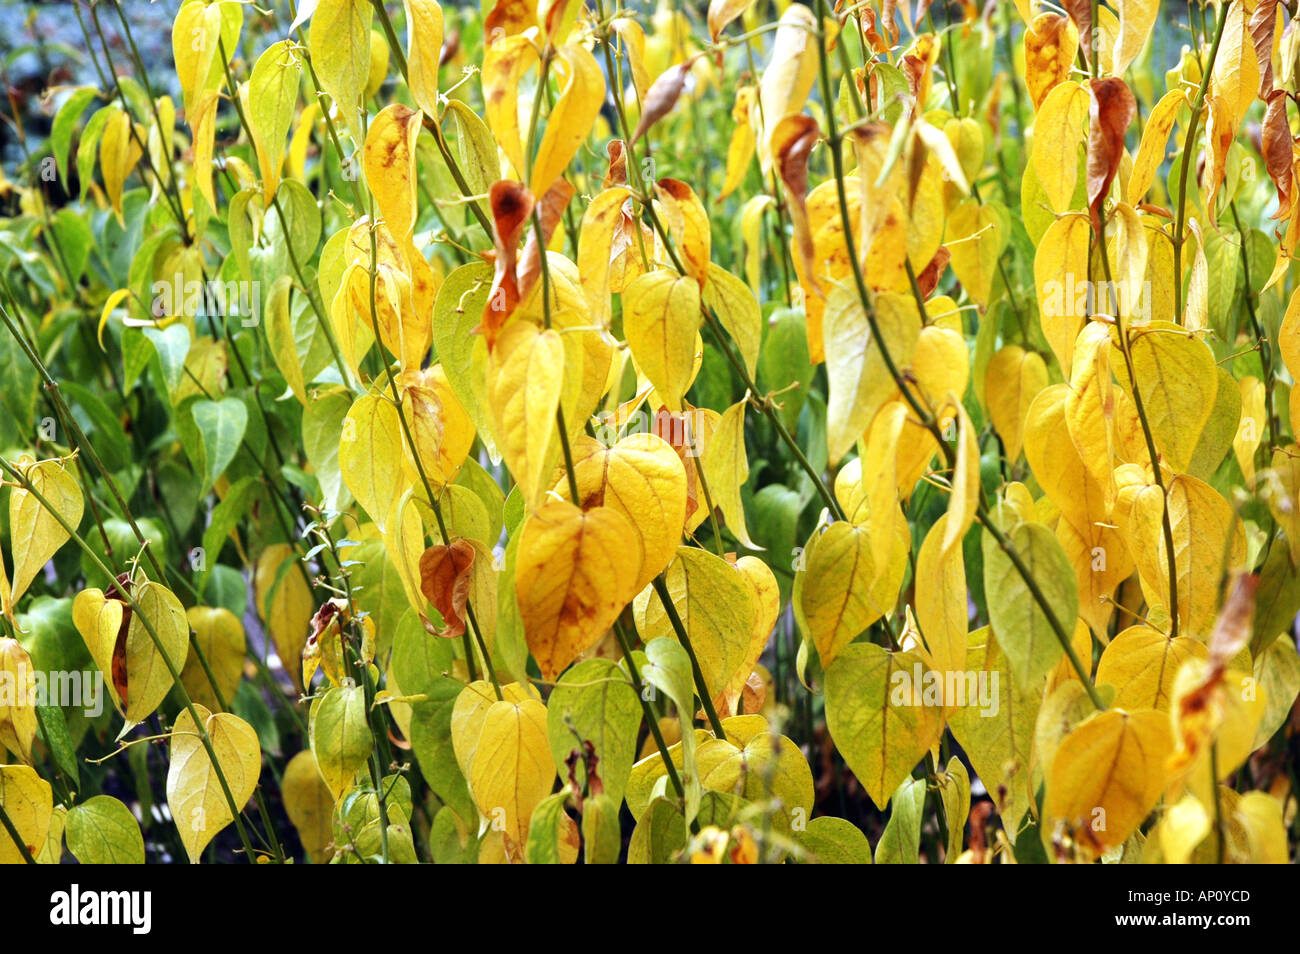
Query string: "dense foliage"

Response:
xmin=0 ymin=0 xmax=1296 ymax=865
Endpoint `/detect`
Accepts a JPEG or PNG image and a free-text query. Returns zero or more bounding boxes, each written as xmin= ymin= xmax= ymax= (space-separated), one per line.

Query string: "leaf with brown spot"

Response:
xmin=772 ymin=114 xmax=822 ymax=315
xmin=480 ymin=180 xmax=534 ymax=350
xmin=1024 ymin=13 xmax=1078 ymax=110
xmin=1086 ymin=77 xmax=1135 ymax=233
xmin=419 ymin=540 xmax=477 ymax=638
xmin=518 ymin=177 xmax=575 ymax=300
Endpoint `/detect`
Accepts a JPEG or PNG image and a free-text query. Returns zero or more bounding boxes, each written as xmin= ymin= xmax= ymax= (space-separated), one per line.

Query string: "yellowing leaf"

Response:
xmin=1096 ymin=625 xmax=1208 ymax=711
xmin=1046 ymin=708 xmax=1172 ymax=853
xmin=247 ymin=40 xmax=300 ymax=203
xmin=340 ymin=393 xmax=408 ymax=531
xmin=179 ymin=606 xmax=245 ymax=713
xmin=0 ymin=638 xmax=37 ymax=763
xmin=986 ymin=345 xmax=1049 ymax=462
xmin=757 ymin=4 xmax=819 ymax=174
xmin=282 ymin=750 xmax=336 ymax=863
xmin=364 ymin=103 xmax=423 ymax=240
xmin=530 ymin=43 xmax=603 ymax=197
xmin=557 ymin=433 xmax=687 ymax=591
xmin=0 ymin=764 xmax=52 ymax=864
xmin=796 ymin=522 xmax=876 ymax=668
xmin=167 ymin=704 xmax=261 ymax=862
xmin=1065 ymin=321 xmax=1117 ymax=515
xmin=488 ymin=320 xmax=565 ymax=510
xmin=700 ymin=396 xmax=757 ymax=549
xmin=914 ymin=515 xmax=968 ymax=684
xmin=1118 ymin=321 xmax=1217 ymax=475
xmin=309 ymin=0 xmax=372 ymax=140
xmin=403 ymin=0 xmax=444 ymax=119
xmin=944 ymin=200 xmax=1005 ymax=307
xmin=468 ymin=697 xmax=554 ymax=855
xmin=1030 ymin=81 xmax=1088 ymax=213
xmin=635 ymin=547 xmax=756 ymax=700
xmin=517 ymin=501 xmax=643 ymax=681
xmin=255 ymin=544 xmax=314 ymax=691
xmin=824 ymin=644 xmax=944 ymax=809
xmin=8 ymin=457 xmax=83 ymax=612
xmin=309 ymin=684 xmax=372 ymax=800
xmin=623 ymin=271 xmax=702 ymax=413
xmin=825 ymin=287 xmax=922 ymax=465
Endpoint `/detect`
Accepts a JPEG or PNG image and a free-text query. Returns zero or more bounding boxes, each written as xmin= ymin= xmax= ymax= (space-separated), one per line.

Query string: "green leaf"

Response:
xmin=65 ymin=795 xmax=145 ymax=864
xmin=192 ymin=397 xmax=249 ymax=492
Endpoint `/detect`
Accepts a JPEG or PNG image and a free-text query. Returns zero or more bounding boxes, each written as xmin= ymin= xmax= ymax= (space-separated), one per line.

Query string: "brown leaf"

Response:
xmin=1249 ymin=0 xmax=1281 ymax=98
xmin=1262 ymin=88 xmax=1294 ymax=221
xmin=419 ymin=540 xmax=477 ymax=638
xmin=1086 ymin=77 xmax=1135 ymax=233
xmin=604 ymin=140 xmax=628 ymax=188
xmin=772 ymin=114 xmax=823 ymax=299
xmin=1062 ymin=0 xmax=1092 ymax=63
xmin=479 ymin=180 xmax=534 ymax=350
xmin=631 ymin=61 xmax=691 ymax=145
xmin=518 ymin=177 xmax=575 ymax=300
xmin=1206 ymin=572 xmax=1258 ymax=674
xmin=915 ymin=246 xmax=951 ymax=298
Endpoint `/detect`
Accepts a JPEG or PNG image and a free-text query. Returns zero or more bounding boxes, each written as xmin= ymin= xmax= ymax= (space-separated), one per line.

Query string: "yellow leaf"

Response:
xmin=945 ymin=199 xmax=1005 ymax=307
xmin=0 ymin=764 xmax=52 ymax=864
xmin=247 ymin=40 xmax=300 ymax=203
xmin=0 ymin=638 xmax=37 ymax=763
xmin=340 ymin=393 xmax=408 ymax=531
xmin=179 ymin=606 xmax=245 ymax=713
xmin=167 ymin=704 xmax=261 ymax=862
xmin=1127 ymin=90 xmax=1186 ymax=204
xmin=914 ymin=515 xmax=968 ymax=684
xmin=1065 ymin=321 xmax=1117 ymax=515
xmin=1033 ymin=213 xmax=1090 ymax=377
xmin=1030 ymin=80 xmax=1088 ymax=212
xmin=700 ymin=396 xmax=757 ymax=549
xmin=487 ymin=320 xmax=565 ymax=510
xmin=364 ymin=103 xmax=423 ymax=240
xmin=1096 ymin=624 xmax=1208 ymax=711
xmin=634 ymin=547 xmax=756 ymax=700
xmin=1024 ymin=13 xmax=1078 ymax=109
xmin=623 ymin=270 xmax=701 ymax=413
xmin=945 ymin=396 xmax=980 ymax=554
xmin=1118 ymin=321 xmax=1217 ymax=475
xmin=797 ymin=522 xmax=876 ymax=668
xmin=985 ymin=345 xmax=1049 ymax=462
xmin=468 ymin=697 xmax=555 ymax=856
xmin=530 ymin=43 xmax=603 ymax=197
xmin=517 ymin=501 xmax=643 ymax=681
xmin=702 ymin=263 xmax=761 ymax=380
xmin=757 ymin=4 xmax=819 ymax=175
xmin=578 ymin=186 xmax=635 ymax=330
xmin=1046 ymin=708 xmax=1172 ymax=853
xmin=282 ymin=750 xmax=336 ymax=863
xmin=482 ymin=34 xmax=540 ymax=179
xmin=403 ymin=0 xmax=444 ymax=119
xmin=8 ymin=457 xmax=83 ymax=612
xmin=255 ymin=544 xmax=315 ymax=691
xmin=1111 ymin=0 xmax=1158 ymax=76
xmin=308 ymin=0 xmax=372 ymax=140
xmin=557 ymin=433 xmax=687 ymax=592
xmin=1211 ymin=0 xmax=1259 ymax=131
xmin=101 ymin=108 xmax=143 ymax=224
xmin=825 ymin=287 xmax=922 ymax=465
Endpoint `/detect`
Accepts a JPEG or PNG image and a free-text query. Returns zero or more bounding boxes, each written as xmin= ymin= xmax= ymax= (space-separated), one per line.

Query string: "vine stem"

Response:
xmin=0 ymin=456 xmax=261 ymax=862
xmin=0 ymin=801 xmax=36 ymax=864
xmin=1173 ymin=1 xmax=1231 ymax=322
xmin=812 ymin=0 xmax=1105 ymax=707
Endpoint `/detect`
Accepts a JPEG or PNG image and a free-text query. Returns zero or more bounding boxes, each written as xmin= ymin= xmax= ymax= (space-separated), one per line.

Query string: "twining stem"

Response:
xmin=1229 ymin=201 xmax=1278 ymax=454
xmin=1173 ymin=1 xmax=1231 ymax=322
xmin=813 ymin=0 xmax=1104 ymax=707
xmin=0 ymin=457 xmax=260 ymax=862
xmin=651 ymin=577 xmax=727 ymax=739
xmin=0 ymin=802 xmax=36 ymax=864
xmin=1096 ymin=164 xmax=1182 ymax=640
